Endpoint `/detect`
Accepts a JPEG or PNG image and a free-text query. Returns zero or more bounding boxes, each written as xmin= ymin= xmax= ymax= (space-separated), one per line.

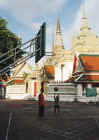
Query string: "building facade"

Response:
xmin=2 ymin=8 xmax=99 ymax=100
xmin=43 ymin=9 xmax=99 ymax=82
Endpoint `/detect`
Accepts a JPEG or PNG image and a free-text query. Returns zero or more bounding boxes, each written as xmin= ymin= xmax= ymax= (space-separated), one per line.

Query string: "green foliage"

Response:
xmin=0 ymin=17 xmax=24 ymax=77
xmin=23 ymin=72 xmax=28 ymax=80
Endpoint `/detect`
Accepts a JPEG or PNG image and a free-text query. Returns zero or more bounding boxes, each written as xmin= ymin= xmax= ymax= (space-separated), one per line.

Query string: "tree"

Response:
xmin=0 ymin=17 xmax=24 ymax=79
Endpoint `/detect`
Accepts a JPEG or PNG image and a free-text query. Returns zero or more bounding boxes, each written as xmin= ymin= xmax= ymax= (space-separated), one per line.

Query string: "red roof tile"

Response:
xmin=45 ymin=65 xmax=54 ymax=74
xmin=7 ymin=79 xmax=24 ymax=85
xmin=78 ymin=75 xmax=99 ymax=82
xmin=44 ymin=65 xmax=55 ymax=80
xmin=79 ymin=54 xmax=99 ymax=72
xmin=13 ymin=79 xmax=24 ymax=84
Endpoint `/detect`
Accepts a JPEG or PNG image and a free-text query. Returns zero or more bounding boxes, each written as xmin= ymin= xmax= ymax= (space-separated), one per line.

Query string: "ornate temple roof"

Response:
xmin=79 ymin=54 xmax=99 ymax=72
xmin=13 ymin=61 xmax=33 ymax=77
xmin=44 ymin=65 xmax=54 ymax=79
xmin=76 ymin=75 xmax=99 ymax=82
xmin=32 ymin=63 xmax=40 ymax=78
xmin=7 ymin=79 xmax=24 ymax=85
xmin=66 ymin=54 xmax=99 ymax=83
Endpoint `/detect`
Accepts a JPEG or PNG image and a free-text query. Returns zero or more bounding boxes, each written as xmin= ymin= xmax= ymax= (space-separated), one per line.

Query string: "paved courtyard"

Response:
xmin=0 ymin=100 xmax=99 ymax=140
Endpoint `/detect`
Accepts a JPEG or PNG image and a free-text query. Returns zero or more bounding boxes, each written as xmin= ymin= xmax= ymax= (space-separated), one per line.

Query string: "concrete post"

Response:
xmin=77 ymin=84 xmax=83 ymax=96
xmin=87 ymin=84 xmax=92 ymax=88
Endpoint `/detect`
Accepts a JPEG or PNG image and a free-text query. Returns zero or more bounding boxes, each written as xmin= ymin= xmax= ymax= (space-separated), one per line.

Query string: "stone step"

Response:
xmin=7 ymin=85 xmax=25 ymax=94
xmin=6 ymin=93 xmax=33 ymax=100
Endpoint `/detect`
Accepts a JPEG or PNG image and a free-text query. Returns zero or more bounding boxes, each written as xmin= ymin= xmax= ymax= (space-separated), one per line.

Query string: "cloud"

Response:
xmin=63 ymin=8 xmax=82 ymax=50
xmin=86 ymin=0 xmax=99 ymax=35
xmin=0 ymin=0 xmax=6 ymax=7
xmin=63 ymin=0 xmax=99 ymax=50
xmin=0 ymin=0 xmax=67 ymax=29
xmin=31 ymin=23 xmax=42 ymax=33
xmin=46 ymin=24 xmax=56 ymax=51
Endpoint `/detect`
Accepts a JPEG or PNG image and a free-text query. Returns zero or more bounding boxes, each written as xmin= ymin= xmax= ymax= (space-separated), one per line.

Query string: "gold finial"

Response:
xmin=56 ymin=17 xmax=61 ymax=34
xmin=54 ymin=17 xmax=64 ymax=48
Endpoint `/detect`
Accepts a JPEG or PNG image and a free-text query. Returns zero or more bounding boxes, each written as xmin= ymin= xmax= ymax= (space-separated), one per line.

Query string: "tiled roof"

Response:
xmin=44 ymin=65 xmax=54 ymax=79
xmin=7 ymin=79 xmax=24 ymax=85
xmin=13 ymin=79 xmax=24 ymax=84
xmin=79 ymin=54 xmax=99 ymax=72
xmin=77 ymin=75 xmax=99 ymax=82
xmin=44 ymin=65 xmax=54 ymax=75
xmin=65 ymin=72 xmax=83 ymax=83
xmin=66 ymin=74 xmax=99 ymax=83
xmin=67 ymin=54 xmax=99 ymax=83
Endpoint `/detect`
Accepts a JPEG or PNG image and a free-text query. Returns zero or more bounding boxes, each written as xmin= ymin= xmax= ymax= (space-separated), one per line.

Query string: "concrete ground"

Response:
xmin=0 ymin=100 xmax=99 ymax=140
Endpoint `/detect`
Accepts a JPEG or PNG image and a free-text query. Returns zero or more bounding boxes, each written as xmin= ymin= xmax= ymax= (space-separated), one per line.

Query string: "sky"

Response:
xmin=0 ymin=0 xmax=99 ymax=66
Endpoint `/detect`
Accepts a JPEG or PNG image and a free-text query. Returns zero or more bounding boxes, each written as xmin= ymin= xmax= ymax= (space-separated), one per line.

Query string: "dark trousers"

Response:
xmin=39 ymin=105 xmax=44 ymax=117
xmin=54 ymin=104 xmax=60 ymax=113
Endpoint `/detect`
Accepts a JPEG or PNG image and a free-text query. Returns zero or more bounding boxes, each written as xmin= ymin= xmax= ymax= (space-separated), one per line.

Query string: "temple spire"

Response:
xmin=54 ymin=17 xmax=64 ymax=48
xmin=56 ymin=17 xmax=61 ymax=34
xmin=82 ymin=4 xmax=86 ymax=18
xmin=80 ymin=4 xmax=90 ymax=31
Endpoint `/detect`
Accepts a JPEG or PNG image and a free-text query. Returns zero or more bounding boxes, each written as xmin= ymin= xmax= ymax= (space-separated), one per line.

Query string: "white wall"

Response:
xmin=6 ymin=85 xmax=27 ymax=99
xmin=55 ymin=62 xmax=73 ymax=81
xmin=55 ymin=66 xmax=61 ymax=81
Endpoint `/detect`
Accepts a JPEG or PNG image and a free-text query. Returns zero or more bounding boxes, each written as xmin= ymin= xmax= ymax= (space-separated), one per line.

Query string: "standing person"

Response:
xmin=38 ymin=91 xmax=45 ymax=117
xmin=54 ymin=94 xmax=60 ymax=113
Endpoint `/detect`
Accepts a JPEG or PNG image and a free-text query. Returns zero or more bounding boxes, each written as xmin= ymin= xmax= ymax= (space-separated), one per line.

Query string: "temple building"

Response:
xmin=1 ymin=7 xmax=99 ymax=100
xmin=43 ymin=8 xmax=99 ymax=82
xmin=5 ymin=62 xmax=41 ymax=99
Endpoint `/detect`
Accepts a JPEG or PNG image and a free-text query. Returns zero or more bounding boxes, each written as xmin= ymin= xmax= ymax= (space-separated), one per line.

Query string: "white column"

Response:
xmin=77 ymin=84 xmax=83 ymax=96
xmin=61 ymin=64 xmax=64 ymax=81
xmin=30 ymin=80 xmax=34 ymax=97
xmin=55 ymin=66 xmax=61 ymax=81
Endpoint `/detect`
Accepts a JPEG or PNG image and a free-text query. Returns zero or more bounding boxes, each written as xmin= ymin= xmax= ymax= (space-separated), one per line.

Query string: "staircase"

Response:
xmin=6 ymin=85 xmax=32 ymax=99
